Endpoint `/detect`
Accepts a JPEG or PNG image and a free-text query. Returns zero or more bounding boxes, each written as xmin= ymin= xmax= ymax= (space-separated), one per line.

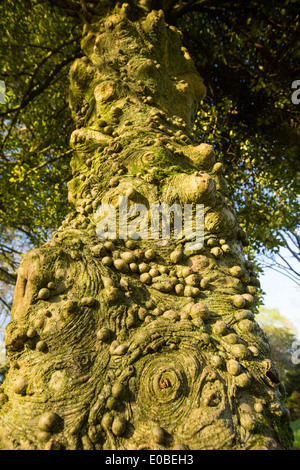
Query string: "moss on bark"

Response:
xmin=0 ymin=3 xmax=294 ymax=450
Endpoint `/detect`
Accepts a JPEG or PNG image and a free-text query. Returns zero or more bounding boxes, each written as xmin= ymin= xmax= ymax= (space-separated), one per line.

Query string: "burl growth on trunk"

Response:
xmin=0 ymin=4 xmax=293 ymax=450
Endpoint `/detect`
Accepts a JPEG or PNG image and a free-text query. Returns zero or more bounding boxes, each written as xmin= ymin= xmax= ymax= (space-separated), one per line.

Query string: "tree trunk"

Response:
xmin=0 ymin=3 xmax=294 ymax=450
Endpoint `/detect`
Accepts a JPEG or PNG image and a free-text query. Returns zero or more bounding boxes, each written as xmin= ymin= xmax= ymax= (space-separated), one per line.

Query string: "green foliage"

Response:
xmin=0 ymin=0 xmax=81 ymax=314
xmin=290 ymin=419 xmax=300 ymax=449
xmin=284 ymin=364 xmax=300 ymax=401
xmin=256 ymin=307 xmax=298 ymax=382
xmin=179 ymin=1 xmax=300 ymax=259
xmin=256 ymin=307 xmax=300 ymax=433
xmin=286 ymin=393 xmax=300 ymax=421
xmin=0 ymin=0 xmax=81 ymax=239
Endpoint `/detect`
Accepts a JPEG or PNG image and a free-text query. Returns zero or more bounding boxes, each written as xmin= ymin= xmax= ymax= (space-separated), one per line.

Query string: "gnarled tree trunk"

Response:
xmin=0 ymin=2 xmax=293 ymax=450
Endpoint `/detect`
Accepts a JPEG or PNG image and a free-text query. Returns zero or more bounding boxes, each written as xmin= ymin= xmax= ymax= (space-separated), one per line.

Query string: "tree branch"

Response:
xmin=47 ymin=0 xmax=82 ymax=17
xmin=261 ymin=257 xmax=300 ymax=284
xmin=0 ymin=266 xmax=17 ymax=285
xmin=0 ymin=243 xmax=23 ymax=256
xmin=0 ymin=295 xmax=12 ymax=312
xmin=277 ymin=252 xmax=300 ymax=279
xmin=25 ymin=148 xmax=73 ymax=176
xmin=0 ymin=48 xmax=81 ymax=153
xmin=0 ymin=46 xmax=81 ymax=119
xmin=47 ymin=0 xmax=95 ymax=20
xmin=278 ymin=232 xmax=300 ymax=264
xmin=171 ymin=0 xmax=232 ymax=20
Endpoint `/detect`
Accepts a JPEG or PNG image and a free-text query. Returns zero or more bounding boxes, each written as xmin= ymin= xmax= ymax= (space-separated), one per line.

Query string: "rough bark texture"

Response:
xmin=0 ymin=3 xmax=294 ymax=450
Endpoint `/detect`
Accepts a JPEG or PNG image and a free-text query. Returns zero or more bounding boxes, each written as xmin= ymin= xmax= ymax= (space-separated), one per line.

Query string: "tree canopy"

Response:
xmin=0 ymin=0 xmax=299 ymax=323
xmin=178 ymin=1 xmax=300 ymax=281
xmin=256 ymin=307 xmax=299 ymax=379
xmin=0 ymin=0 xmax=297 ymax=451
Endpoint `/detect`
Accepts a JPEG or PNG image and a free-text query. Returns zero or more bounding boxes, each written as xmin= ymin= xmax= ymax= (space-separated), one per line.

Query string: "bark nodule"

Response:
xmin=0 ymin=4 xmax=294 ymax=450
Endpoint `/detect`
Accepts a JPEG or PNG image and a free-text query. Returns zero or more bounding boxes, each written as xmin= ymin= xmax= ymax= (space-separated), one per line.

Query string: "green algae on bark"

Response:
xmin=0 ymin=3 xmax=294 ymax=450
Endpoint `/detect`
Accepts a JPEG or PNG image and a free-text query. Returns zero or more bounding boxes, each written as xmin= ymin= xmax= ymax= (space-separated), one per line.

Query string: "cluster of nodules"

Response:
xmin=70 ymin=102 xmax=198 ymax=197
xmin=90 ymin=330 xmax=192 ymax=448
xmin=90 ymin=322 xmax=289 ymax=450
xmin=92 ymin=367 xmax=133 ymax=442
xmin=6 ymin=272 xmax=99 ymax=361
xmin=92 ymin=238 xmax=262 ymax=360
xmin=89 ymin=235 xmax=285 ymax=389
xmin=0 ymin=251 xmax=288 ymax=450
xmin=143 ymin=110 xmax=194 ymax=144
xmin=91 ymin=373 xmax=188 ymax=449
xmin=92 ymin=232 xmax=259 ymax=297
xmin=99 ymin=239 xmax=210 ymax=299
xmin=4 ymin=281 xmax=61 ymax=359
xmin=95 ymin=298 xmax=259 ymax=392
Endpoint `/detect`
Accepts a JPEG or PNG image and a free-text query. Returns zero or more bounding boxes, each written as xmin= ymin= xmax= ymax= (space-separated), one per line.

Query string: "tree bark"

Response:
xmin=0 ymin=3 xmax=294 ymax=450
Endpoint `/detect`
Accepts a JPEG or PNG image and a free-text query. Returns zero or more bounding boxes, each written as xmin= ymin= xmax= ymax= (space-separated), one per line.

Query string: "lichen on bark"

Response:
xmin=0 ymin=3 xmax=294 ymax=450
